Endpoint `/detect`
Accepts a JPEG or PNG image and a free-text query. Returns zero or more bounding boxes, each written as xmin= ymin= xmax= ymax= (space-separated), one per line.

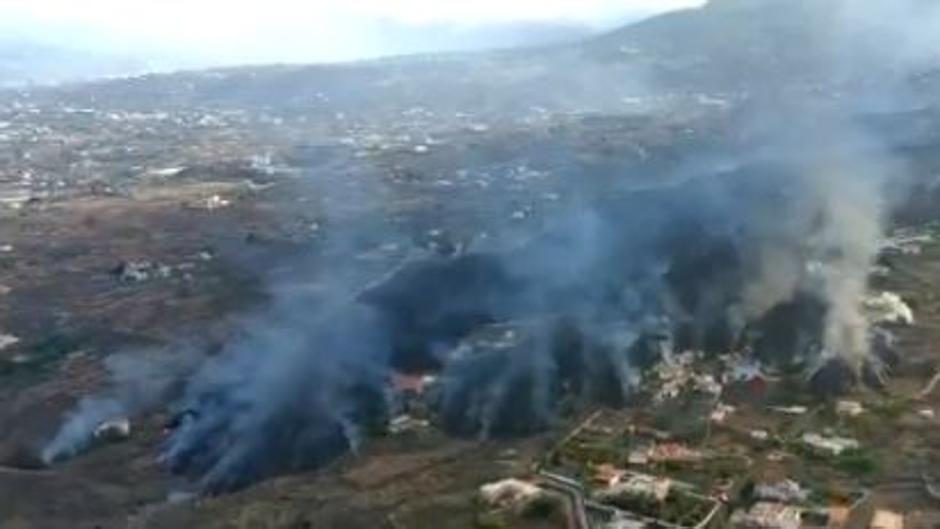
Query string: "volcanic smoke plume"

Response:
xmin=43 ymin=114 xmax=901 ymax=492
xmin=38 ymin=0 xmax=932 ymax=494
xmin=160 ymin=303 xmax=392 ymax=493
xmin=42 ymin=349 xmax=199 ymax=464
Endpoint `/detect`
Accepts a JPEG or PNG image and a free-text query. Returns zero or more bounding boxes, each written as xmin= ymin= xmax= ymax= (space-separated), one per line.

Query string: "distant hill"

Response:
xmin=583 ymin=0 xmax=871 ymax=91
xmin=0 ymin=19 xmax=597 ymax=89
xmin=586 ymin=0 xmax=940 ymax=90
xmin=0 ymin=41 xmax=156 ymax=88
xmin=11 ymin=0 xmax=935 ymax=112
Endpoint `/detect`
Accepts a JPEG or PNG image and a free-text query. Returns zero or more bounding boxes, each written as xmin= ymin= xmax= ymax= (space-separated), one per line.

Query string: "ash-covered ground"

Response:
xmin=3 ymin=1 xmax=940 ymax=528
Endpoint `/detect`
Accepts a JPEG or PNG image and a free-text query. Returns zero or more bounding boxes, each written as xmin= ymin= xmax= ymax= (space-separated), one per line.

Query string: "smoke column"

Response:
xmin=41 ymin=349 xmax=198 ymax=463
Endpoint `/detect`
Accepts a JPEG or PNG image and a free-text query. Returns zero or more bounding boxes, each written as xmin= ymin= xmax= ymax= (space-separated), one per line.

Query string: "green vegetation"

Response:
xmin=651 ymin=397 xmax=710 ymax=442
xmin=30 ymin=333 xmax=82 ymax=364
xmin=707 ymin=456 xmax=750 ymax=481
xmin=475 ymin=512 xmax=510 ymax=529
xmin=0 ymin=333 xmax=83 ymax=382
xmin=834 ymin=449 xmax=879 ymax=477
xmin=520 ymin=495 xmax=561 ymax=519
xmin=598 ymin=490 xmax=715 ymax=527
xmin=869 ymin=397 xmax=911 ymax=419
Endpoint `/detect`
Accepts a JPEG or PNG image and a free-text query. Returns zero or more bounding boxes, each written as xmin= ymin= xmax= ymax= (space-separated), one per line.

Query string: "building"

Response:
xmin=771 ymin=406 xmax=808 ymax=416
xmin=625 ymin=474 xmax=671 ymax=502
xmin=722 ymin=357 xmax=770 ymax=394
xmin=628 ymin=446 xmax=651 ymax=466
xmin=595 ymin=463 xmax=628 ymax=487
xmin=599 ymin=473 xmax=672 ymax=503
xmin=479 ymin=479 xmax=544 ymax=511
xmin=649 ymin=442 xmax=703 ymax=463
xmin=827 ymin=506 xmax=851 ymax=529
xmin=710 ymin=403 xmax=736 ymax=423
xmin=732 ymin=502 xmax=802 ymax=529
xmin=754 ymin=479 xmax=808 ymax=503
xmin=802 ymin=506 xmax=851 ymax=529
xmin=836 ymin=401 xmax=864 ymax=418
xmin=391 ymin=372 xmax=434 ymax=394
xmin=802 ymin=433 xmax=860 ymax=456
xmin=607 ymin=517 xmax=648 ymax=529
xmin=870 ymin=510 xmax=904 ymax=529
xmin=93 ymin=417 xmax=131 ymax=442
xmin=388 ymin=414 xmax=429 ymax=434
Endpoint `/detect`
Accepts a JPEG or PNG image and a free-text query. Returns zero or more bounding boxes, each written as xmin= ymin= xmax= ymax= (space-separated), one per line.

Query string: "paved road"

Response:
xmin=539 ymin=471 xmax=591 ymax=529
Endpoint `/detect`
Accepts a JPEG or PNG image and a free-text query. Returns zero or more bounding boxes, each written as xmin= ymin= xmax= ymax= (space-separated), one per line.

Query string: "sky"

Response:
xmin=0 ymin=0 xmax=707 ymax=65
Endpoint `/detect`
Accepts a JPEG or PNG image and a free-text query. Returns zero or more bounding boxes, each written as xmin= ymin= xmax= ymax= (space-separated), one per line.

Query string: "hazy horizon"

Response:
xmin=1 ymin=0 xmax=706 ymax=70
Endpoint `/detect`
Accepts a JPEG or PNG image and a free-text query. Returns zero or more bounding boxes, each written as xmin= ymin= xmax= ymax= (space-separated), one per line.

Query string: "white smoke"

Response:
xmin=41 ymin=348 xmax=199 ymax=464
